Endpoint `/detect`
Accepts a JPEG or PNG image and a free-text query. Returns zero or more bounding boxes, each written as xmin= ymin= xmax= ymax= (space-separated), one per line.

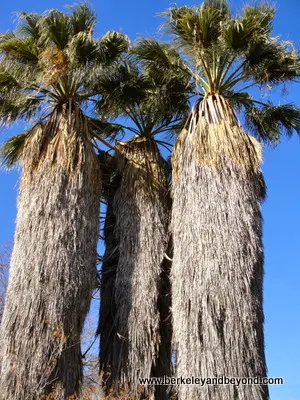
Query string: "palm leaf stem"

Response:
xmin=217 ymin=55 xmax=237 ymax=89
xmin=126 ymin=105 xmax=145 ymax=133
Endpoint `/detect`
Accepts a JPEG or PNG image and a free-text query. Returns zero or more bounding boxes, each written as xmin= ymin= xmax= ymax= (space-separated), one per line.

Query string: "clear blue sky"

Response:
xmin=0 ymin=1 xmax=299 ymax=399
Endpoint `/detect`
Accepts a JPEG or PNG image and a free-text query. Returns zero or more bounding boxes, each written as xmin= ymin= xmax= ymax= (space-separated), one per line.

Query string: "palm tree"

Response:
xmin=96 ymin=55 xmax=191 ymax=398
xmin=0 ymin=5 xmax=128 ymax=399
xmin=96 ymin=150 xmax=120 ymax=392
xmin=136 ymin=2 xmax=300 ymax=399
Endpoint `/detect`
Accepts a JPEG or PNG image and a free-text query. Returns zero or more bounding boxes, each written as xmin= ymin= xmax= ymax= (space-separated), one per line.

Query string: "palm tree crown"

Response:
xmin=0 ymin=3 xmax=128 ymax=166
xmin=136 ymin=0 xmax=300 ymax=141
xmin=96 ymin=44 xmax=192 ymax=144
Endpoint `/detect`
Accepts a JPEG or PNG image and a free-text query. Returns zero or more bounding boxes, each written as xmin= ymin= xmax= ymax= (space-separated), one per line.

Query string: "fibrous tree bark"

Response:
xmin=0 ymin=110 xmax=101 ymax=399
xmin=102 ymin=137 xmax=170 ymax=398
xmin=171 ymin=95 xmax=268 ymax=400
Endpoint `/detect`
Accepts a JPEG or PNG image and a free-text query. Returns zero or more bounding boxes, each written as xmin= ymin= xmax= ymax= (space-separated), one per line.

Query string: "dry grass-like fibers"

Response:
xmin=171 ymin=94 xmax=268 ymax=400
xmin=0 ymin=243 xmax=10 ymax=323
xmin=0 ymin=106 xmax=101 ymax=399
xmin=110 ymin=137 xmax=169 ymax=398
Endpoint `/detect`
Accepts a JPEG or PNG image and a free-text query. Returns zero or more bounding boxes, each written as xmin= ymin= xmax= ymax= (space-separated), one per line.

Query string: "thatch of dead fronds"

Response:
xmin=173 ymin=94 xmax=262 ymax=180
xmin=107 ymin=137 xmax=170 ymax=397
xmin=171 ymin=95 xmax=268 ymax=400
xmin=0 ymin=108 xmax=101 ymax=399
xmin=97 ymin=148 xmax=173 ymax=400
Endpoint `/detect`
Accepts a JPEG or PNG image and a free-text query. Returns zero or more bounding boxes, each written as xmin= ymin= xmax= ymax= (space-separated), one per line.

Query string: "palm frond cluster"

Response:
xmin=0 ymin=1 xmax=299 ymax=400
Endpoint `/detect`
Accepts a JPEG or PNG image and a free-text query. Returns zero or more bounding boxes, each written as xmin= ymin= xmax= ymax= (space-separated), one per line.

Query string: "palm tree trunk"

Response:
xmin=152 ymin=239 xmax=173 ymax=400
xmin=0 ymin=112 xmax=101 ymax=399
xmin=97 ymin=157 xmax=121 ymax=392
xmin=171 ymin=96 xmax=268 ymax=400
xmin=111 ymin=137 xmax=169 ymax=397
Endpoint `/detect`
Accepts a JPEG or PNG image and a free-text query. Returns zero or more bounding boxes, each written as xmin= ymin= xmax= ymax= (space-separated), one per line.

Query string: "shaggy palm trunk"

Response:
xmin=98 ymin=196 xmax=119 ymax=392
xmin=0 ymin=109 xmax=101 ymax=399
xmin=111 ymin=137 xmax=169 ymax=397
xmin=97 ymin=154 xmax=121 ymax=392
xmin=151 ymin=239 xmax=173 ymax=400
xmin=171 ymin=94 xmax=268 ymax=400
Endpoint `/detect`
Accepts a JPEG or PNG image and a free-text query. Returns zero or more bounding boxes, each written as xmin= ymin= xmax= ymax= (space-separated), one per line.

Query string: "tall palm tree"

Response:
xmin=96 ymin=150 xmax=121 ymax=392
xmin=96 ymin=55 xmax=191 ymax=398
xmin=0 ymin=5 xmax=128 ymax=399
xmin=136 ymin=2 xmax=300 ymax=399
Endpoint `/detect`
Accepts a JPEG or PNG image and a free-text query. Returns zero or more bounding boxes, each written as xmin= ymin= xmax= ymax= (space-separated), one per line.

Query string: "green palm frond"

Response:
xmin=0 ymin=131 xmax=31 ymax=167
xmin=67 ymin=9 xmax=129 ymax=67
xmin=16 ymin=12 xmax=41 ymax=41
xmin=245 ymin=103 xmax=300 ymax=142
xmin=245 ymin=40 xmax=282 ymax=68
xmin=218 ymin=4 xmax=274 ymax=54
xmin=133 ymin=39 xmax=182 ymax=68
xmin=0 ymin=67 xmax=21 ymax=92
xmin=68 ymin=3 xmax=96 ymax=35
xmin=223 ymin=3 xmax=274 ymax=50
xmin=73 ymin=31 xmax=129 ymax=69
xmin=224 ymin=90 xmax=253 ymax=111
xmin=95 ymin=62 xmax=148 ymax=118
xmin=97 ymin=31 xmax=129 ymax=64
xmin=248 ymin=46 xmax=300 ymax=84
xmin=0 ymin=34 xmax=39 ymax=63
xmin=163 ymin=1 xmax=229 ymax=52
xmin=222 ymin=19 xmax=249 ymax=52
xmin=0 ymin=96 xmax=42 ymax=126
xmin=38 ymin=9 xmax=72 ymax=50
xmin=132 ymin=38 xmax=191 ymax=85
xmin=94 ymin=50 xmax=191 ymax=139
xmin=68 ymin=31 xmax=98 ymax=65
xmin=242 ymin=3 xmax=274 ymax=35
